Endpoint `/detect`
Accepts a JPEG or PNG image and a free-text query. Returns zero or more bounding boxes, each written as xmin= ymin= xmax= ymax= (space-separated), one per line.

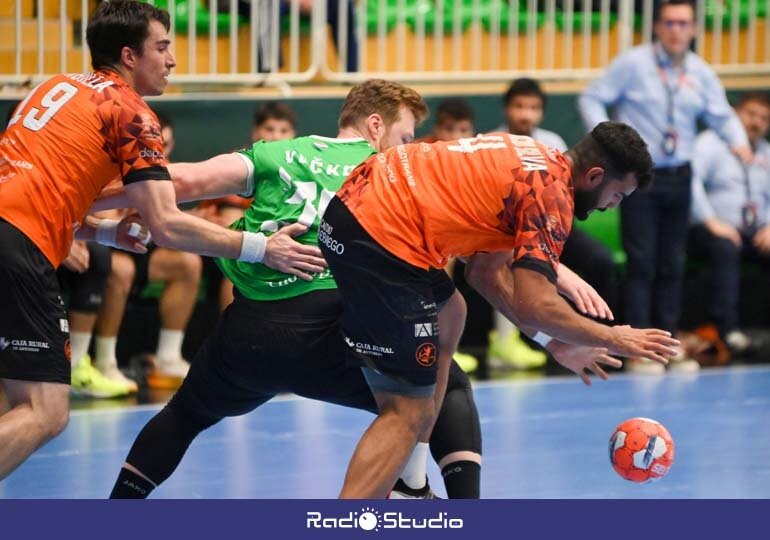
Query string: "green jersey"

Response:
xmin=217 ymin=135 xmax=375 ymax=301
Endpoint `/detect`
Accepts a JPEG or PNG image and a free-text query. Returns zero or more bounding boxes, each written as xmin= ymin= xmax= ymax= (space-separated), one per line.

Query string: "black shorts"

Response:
xmin=174 ymin=289 xmax=377 ymax=420
xmin=0 ymin=220 xmax=70 ymax=384
xmin=319 ymin=197 xmax=456 ymax=388
xmin=130 ymin=244 xmax=156 ymax=297
xmin=57 ymin=243 xmax=111 ymax=313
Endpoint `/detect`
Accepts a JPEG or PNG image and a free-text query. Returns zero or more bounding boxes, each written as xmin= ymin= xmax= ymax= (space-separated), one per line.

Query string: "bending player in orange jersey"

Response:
xmin=0 ymin=0 xmax=323 ymax=480
xmin=320 ymin=123 xmax=682 ymax=498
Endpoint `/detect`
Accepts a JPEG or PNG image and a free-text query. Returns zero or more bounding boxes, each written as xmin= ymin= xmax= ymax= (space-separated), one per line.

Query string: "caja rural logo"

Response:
xmin=307 ymin=506 xmax=463 ymax=531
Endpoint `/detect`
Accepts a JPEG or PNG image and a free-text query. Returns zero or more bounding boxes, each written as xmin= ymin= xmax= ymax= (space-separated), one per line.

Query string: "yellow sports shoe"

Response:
xmin=453 ymin=351 xmax=479 ymax=373
xmin=71 ymin=355 xmax=135 ymax=398
xmin=97 ymin=363 xmax=139 ymax=393
xmin=488 ymin=329 xmax=547 ymax=370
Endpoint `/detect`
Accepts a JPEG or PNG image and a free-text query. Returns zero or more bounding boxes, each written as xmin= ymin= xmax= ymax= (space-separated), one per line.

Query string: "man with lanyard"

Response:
xmin=689 ymin=92 xmax=770 ymax=354
xmin=579 ymin=0 xmax=752 ymax=374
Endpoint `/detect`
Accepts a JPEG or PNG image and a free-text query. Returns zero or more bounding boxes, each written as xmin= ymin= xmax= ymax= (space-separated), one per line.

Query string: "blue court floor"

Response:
xmin=2 ymin=366 xmax=769 ymax=498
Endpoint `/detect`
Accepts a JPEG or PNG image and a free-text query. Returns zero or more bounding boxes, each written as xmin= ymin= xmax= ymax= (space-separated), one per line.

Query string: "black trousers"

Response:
xmin=688 ymin=224 xmax=770 ymax=335
xmin=621 ymin=164 xmax=691 ymax=333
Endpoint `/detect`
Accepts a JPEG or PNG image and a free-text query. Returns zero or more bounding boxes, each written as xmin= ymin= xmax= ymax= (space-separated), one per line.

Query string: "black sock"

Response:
xmin=441 ymin=460 xmax=481 ymax=499
xmin=110 ymin=467 xmax=156 ymax=499
xmin=108 ymin=387 xmax=220 ymax=499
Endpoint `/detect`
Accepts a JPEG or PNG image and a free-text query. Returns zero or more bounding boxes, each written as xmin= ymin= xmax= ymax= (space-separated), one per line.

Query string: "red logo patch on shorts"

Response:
xmin=64 ymin=339 xmax=71 ymax=361
xmin=415 ymin=343 xmax=437 ymax=367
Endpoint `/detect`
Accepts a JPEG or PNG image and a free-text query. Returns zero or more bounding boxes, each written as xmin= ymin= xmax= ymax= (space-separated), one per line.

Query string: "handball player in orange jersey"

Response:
xmin=320 ymin=122 xmax=682 ymax=498
xmin=0 ymin=0 xmax=323 ymax=480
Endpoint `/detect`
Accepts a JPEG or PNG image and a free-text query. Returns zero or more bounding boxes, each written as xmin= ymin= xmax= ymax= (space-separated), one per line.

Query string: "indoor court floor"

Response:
xmin=2 ymin=365 xmax=769 ymax=499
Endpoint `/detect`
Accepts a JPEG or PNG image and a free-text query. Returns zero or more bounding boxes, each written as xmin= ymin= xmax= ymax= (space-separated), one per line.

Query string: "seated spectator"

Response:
xmin=689 ymin=92 xmax=770 ymax=354
xmin=417 ymin=98 xmax=475 ymax=144
xmin=93 ymin=111 xmax=202 ymax=390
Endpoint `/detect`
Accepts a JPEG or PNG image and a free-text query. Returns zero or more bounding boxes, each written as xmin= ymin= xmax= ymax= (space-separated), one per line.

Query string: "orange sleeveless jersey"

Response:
xmin=337 ymin=133 xmax=574 ymax=281
xmin=0 ymin=70 xmax=169 ymax=267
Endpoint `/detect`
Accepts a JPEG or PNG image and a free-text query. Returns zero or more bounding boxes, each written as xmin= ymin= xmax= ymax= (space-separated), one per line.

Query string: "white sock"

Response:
xmin=494 ymin=310 xmax=516 ymax=339
xmin=400 ymin=442 xmax=429 ymax=490
xmin=69 ymin=331 xmax=91 ymax=370
xmin=156 ymin=329 xmax=184 ymax=363
xmin=94 ymin=336 xmax=118 ymax=370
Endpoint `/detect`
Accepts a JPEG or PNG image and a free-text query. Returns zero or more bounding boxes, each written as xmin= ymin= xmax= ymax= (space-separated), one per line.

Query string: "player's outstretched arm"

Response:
xmin=168 ymin=154 xmax=252 ymax=203
xmin=465 ymin=252 xmax=679 ymax=363
xmin=90 ymin=154 xmax=251 ymax=212
xmin=124 ymin=179 xmax=326 ymax=280
xmin=466 ymin=252 xmax=625 ymax=383
xmin=510 ymin=266 xmax=679 ymax=363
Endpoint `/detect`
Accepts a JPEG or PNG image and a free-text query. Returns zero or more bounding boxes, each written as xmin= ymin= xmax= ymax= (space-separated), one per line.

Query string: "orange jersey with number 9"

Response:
xmin=337 ymin=133 xmax=574 ymax=282
xmin=0 ymin=70 xmax=169 ymax=267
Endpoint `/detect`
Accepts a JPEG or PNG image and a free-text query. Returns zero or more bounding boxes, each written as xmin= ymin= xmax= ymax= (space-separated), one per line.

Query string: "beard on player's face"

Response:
xmin=573 ymin=184 xmax=605 ymax=221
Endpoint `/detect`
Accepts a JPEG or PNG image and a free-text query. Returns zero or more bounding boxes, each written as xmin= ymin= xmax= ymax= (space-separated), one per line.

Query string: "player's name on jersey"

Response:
xmin=284 ymin=150 xmax=359 ymax=177
xmin=67 ymin=72 xmax=115 ymax=93
xmin=0 ymin=157 xmax=33 ymax=170
xmin=510 ymin=135 xmax=549 ymax=172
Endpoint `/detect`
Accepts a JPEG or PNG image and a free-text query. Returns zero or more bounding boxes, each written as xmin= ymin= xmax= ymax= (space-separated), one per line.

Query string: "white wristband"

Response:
xmin=95 ymin=219 xmax=120 ymax=248
xmin=238 ymin=231 xmax=267 ymax=263
xmin=532 ymin=332 xmax=553 ymax=348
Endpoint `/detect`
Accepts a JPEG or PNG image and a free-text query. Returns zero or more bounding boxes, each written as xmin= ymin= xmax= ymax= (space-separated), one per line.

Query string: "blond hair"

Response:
xmin=339 ymin=79 xmax=428 ymax=129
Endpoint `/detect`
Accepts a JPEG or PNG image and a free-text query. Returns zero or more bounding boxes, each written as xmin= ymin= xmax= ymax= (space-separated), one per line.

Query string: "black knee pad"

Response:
xmin=429 ymin=360 xmax=482 ymax=462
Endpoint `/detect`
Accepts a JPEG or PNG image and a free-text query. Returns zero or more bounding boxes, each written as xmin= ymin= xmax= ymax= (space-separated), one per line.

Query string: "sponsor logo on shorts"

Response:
xmin=344 ymin=336 xmax=394 ymax=357
xmin=64 ymin=339 xmax=71 ymax=361
xmin=60 ymin=319 xmax=70 ymax=333
xmin=318 ymin=221 xmax=344 ymax=255
xmin=0 ymin=337 xmax=51 ymax=353
xmin=414 ymin=323 xmax=436 ymax=338
xmin=415 ymin=343 xmax=437 ymax=367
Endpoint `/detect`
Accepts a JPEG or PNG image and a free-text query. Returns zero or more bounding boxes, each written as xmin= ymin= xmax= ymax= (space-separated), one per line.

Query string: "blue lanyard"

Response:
xmin=654 ymin=47 xmax=687 ymax=129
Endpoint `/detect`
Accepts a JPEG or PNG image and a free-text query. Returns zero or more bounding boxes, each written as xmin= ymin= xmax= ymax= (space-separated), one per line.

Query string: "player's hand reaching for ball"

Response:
xmin=263 ymin=223 xmax=328 ymax=281
xmin=556 ymin=263 xmax=614 ymax=320
xmin=607 ymin=325 xmax=680 ymax=364
xmin=547 ymin=341 xmax=622 ymax=385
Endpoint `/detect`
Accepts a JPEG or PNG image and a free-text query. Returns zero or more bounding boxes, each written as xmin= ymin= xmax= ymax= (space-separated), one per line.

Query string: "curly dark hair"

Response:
xmin=502 ymin=78 xmax=547 ymax=108
xmin=435 ymin=98 xmax=474 ymax=124
xmin=87 ymin=0 xmax=170 ymax=71
xmin=571 ymin=121 xmax=654 ymax=190
xmin=254 ymin=102 xmax=297 ymax=129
